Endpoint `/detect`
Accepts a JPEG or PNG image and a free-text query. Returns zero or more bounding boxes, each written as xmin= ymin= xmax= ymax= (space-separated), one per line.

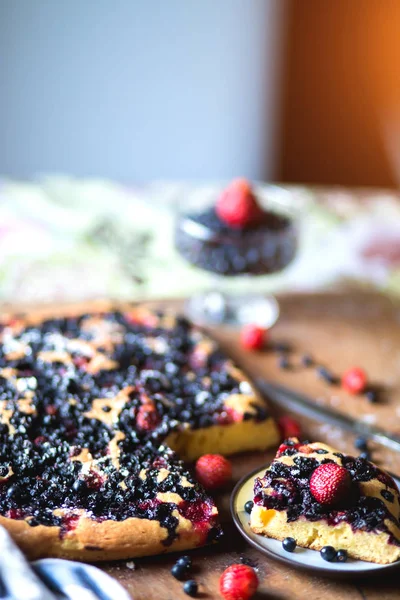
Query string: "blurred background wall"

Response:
xmin=277 ymin=0 xmax=400 ymax=188
xmin=2 ymin=0 xmax=400 ymax=187
xmin=0 ymin=0 xmax=287 ymax=182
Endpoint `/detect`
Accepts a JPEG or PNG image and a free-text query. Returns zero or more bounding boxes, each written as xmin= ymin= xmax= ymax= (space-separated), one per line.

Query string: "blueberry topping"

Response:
xmin=320 ymin=546 xmax=337 ymax=562
xmin=381 ymin=489 xmax=394 ymax=503
xmin=282 ymin=537 xmax=296 ymax=552
xmin=336 ymin=549 xmax=348 ymax=563
xmin=183 ymin=580 xmax=198 ymax=597
xmin=359 ymin=451 xmax=371 ymax=460
xmin=244 ymin=501 xmax=254 ymax=514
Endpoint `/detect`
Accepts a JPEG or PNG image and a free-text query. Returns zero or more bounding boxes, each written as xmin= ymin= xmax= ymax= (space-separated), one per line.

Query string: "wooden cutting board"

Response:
xmin=5 ymin=292 xmax=400 ymax=599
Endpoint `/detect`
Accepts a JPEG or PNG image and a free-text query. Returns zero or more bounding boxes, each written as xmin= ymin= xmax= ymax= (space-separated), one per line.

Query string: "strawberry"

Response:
xmin=219 ymin=564 xmax=259 ymax=600
xmin=277 ymin=416 xmax=301 ymax=440
xmin=195 ymin=454 xmax=232 ymax=490
xmin=217 ymin=407 xmax=242 ymax=425
xmin=136 ymin=404 xmax=160 ymax=431
xmin=342 ymin=367 xmax=367 ymax=394
xmin=310 ymin=462 xmax=351 ymax=505
xmin=240 ymin=325 xmax=266 ymax=351
xmin=216 ymin=178 xmax=263 ymax=228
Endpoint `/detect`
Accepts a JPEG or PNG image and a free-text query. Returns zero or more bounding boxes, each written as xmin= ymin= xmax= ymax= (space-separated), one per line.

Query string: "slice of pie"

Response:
xmin=250 ymin=438 xmax=400 ymax=564
xmin=0 ymin=301 xmax=279 ymax=560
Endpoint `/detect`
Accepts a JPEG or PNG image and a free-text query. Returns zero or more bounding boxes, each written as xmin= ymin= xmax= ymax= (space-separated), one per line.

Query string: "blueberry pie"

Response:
xmin=251 ymin=438 xmax=400 ymax=563
xmin=0 ymin=301 xmax=278 ymax=560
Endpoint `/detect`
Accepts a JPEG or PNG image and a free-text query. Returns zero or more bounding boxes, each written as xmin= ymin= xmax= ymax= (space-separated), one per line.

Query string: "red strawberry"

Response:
xmin=278 ymin=416 xmax=301 ymax=440
xmin=310 ymin=462 xmax=351 ymax=506
xmin=216 ymin=178 xmax=263 ymax=228
xmin=136 ymin=404 xmax=160 ymax=431
xmin=240 ymin=325 xmax=266 ymax=351
xmin=342 ymin=367 xmax=367 ymax=394
xmin=219 ymin=564 xmax=259 ymax=600
xmin=217 ymin=407 xmax=242 ymax=425
xmin=195 ymin=454 xmax=232 ymax=490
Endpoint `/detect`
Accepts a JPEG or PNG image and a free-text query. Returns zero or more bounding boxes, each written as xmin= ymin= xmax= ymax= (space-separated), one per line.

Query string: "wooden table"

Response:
xmin=98 ymin=291 xmax=400 ymax=599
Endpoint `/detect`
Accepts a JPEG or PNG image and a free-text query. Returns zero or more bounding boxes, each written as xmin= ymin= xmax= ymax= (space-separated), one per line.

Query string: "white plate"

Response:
xmin=231 ymin=465 xmax=400 ymax=578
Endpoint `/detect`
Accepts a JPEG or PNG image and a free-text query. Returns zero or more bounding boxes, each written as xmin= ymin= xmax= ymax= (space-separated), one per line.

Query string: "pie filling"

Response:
xmin=0 ymin=309 xmax=270 ymax=545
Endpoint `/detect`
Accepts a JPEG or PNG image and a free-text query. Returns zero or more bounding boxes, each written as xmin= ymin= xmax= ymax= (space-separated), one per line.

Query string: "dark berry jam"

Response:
xmin=175 ymin=208 xmax=297 ymax=276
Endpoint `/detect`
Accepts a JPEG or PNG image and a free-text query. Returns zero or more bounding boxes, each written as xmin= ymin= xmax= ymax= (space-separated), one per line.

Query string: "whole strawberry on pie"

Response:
xmin=250 ymin=438 xmax=400 ymax=564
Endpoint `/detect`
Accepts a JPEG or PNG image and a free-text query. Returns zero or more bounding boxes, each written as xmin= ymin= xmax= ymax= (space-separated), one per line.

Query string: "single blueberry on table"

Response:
xmin=316 ymin=366 xmax=338 ymax=385
xmin=183 ymin=580 xmax=198 ymax=597
xmin=278 ymin=356 xmax=290 ymax=370
xmin=171 ymin=563 xmax=188 ymax=581
xmin=301 ymin=354 xmax=313 ymax=367
xmin=354 ymin=437 xmax=368 ymax=451
xmin=365 ymin=389 xmax=378 ymax=404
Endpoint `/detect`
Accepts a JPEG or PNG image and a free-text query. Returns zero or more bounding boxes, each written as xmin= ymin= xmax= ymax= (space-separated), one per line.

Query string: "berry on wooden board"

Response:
xmin=219 ymin=564 xmax=259 ymax=600
xmin=183 ymin=580 xmax=198 ymax=597
xmin=240 ymin=325 xmax=266 ymax=351
xmin=195 ymin=454 xmax=232 ymax=490
xmin=277 ymin=416 xmax=301 ymax=440
xmin=342 ymin=367 xmax=367 ymax=394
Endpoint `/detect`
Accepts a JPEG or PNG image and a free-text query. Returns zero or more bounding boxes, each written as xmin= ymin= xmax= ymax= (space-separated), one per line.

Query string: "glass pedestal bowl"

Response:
xmin=174 ymin=185 xmax=299 ymax=327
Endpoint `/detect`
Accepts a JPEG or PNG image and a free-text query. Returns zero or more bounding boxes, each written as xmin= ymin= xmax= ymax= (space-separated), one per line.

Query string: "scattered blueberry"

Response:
xmin=273 ymin=342 xmax=291 ymax=353
xmin=320 ymin=546 xmax=337 ymax=562
xmin=177 ymin=555 xmax=192 ymax=568
xmin=282 ymin=537 xmax=296 ymax=552
xmin=336 ymin=549 xmax=348 ymax=563
xmin=244 ymin=501 xmax=254 ymax=514
xmin=278 ymin=356 xmax=290 ymax=370
xmin=183 ymin=580 xmax=198 ymax=597
xmin=171 ymin=563 xmax=189 ymax=581
xmin=354 ymin=437 xmax=368 ymax=451
xmin=365 ymin=389 xmax=378 ymax=404
xmin=316 ymin=367 xmax=338 ymax=385
xmin=301 ymin=354 xmax=313 ymax=367
xmin=359 ymin=451 xmax=371 ymax=460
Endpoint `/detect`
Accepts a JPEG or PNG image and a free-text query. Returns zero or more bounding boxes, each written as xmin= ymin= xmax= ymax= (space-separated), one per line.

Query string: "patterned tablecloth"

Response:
xmin=1 ymin=177 xmax=400 ymax=305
